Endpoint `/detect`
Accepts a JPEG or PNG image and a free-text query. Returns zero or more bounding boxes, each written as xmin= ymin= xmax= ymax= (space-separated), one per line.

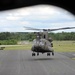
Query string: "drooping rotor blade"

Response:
xmin=24 ymin=26 xmax=43 ymax=31
xmin=48 ymin=27 xmax=75 ymax=31
xmin=24 ymin=26 xmax=75 ymax=32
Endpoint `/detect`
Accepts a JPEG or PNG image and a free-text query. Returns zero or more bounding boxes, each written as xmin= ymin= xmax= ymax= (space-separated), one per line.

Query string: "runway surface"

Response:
xmin=0 ymin=50 xmax=75 ymax=75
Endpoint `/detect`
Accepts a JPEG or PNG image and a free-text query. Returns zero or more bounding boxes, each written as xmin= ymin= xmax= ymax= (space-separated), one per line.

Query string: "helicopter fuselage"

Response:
xmin=24 ymin=26 xmax=75 ymax=56
xmin=31 ymin=38 xmax=54 ymax=56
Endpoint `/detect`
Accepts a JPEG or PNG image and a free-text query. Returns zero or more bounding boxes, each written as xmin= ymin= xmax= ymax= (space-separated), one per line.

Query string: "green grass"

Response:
xmin=2 ymin=41 xmax=75 ymax=52
xmin=53 ymin=41 xmax=75 ymax=52
xmin=3 ymin=44 xmax=32 ymax=50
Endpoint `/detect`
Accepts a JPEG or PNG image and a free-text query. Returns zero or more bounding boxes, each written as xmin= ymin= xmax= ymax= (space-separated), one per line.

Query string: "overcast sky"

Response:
xmin=0 ymin=4 xmax=75 ymax=33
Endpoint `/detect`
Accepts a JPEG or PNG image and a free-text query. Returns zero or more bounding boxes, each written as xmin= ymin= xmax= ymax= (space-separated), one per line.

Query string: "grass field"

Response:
xmin=53 ymin=41 xmax=75 ymax=52
xmin=1 ymin=41 xmax=75 ymax=52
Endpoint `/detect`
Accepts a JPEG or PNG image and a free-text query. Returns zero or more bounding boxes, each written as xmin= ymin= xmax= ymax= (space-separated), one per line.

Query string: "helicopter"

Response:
xmin=24 ymin=26 xmax=75 ymax=56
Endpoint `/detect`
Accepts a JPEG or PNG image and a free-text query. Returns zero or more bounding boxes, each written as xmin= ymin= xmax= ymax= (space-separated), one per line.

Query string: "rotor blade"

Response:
xmin=48 ymin=27 xmax=75 ymax=31
xmin=24 ymin=26 xmax=42 ymax=31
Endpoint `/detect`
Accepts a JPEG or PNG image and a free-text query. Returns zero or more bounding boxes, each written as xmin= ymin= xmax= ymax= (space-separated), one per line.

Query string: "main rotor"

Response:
xmin=24 ymin=26 xmax=75 ymax=40
xmin=24 ymin=26 xmax=75 ymax=32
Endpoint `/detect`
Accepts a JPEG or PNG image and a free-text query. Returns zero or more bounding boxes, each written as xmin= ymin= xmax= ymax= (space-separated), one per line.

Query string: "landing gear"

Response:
xmin=37 ymin=53 xmax=39 ymax=56
xmin=47 ymin=53 xmax=50 ymax=56
xmin=32 ymin=52 xmax=39 ymax=56
xmin=32 ymin=52 xmax=54 ymax=56
xmin=52 ymin=51 xmax=54 ymax=56
xmin=32 ymin=53 xmax=36 ymax=56
xmin=47 ymin=52 xmax=54 ymax=56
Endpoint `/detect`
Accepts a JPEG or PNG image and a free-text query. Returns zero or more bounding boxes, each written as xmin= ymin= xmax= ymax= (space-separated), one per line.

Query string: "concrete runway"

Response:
xmin=0 ymin=50 xmax=75 ymax=75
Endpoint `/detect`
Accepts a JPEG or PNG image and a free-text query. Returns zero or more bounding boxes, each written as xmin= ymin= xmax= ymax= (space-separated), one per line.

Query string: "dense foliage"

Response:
xmin=49 ymin=32 xmax=75 ymax=40
xmin=0 ymin=32 xmax=75 ymax=45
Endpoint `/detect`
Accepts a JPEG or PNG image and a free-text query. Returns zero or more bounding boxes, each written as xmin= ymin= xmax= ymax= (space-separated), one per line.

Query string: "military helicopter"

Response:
xmin=24 ymin=26 xmax=75 ymax=56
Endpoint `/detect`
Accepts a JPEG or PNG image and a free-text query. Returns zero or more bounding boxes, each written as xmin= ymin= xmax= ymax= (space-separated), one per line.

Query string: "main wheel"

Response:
xmin=32 ymin=53 xmax=36 ymax=56
xmin=52 ymin=52 xmax=54 ymax=56
xmin=37 ymin=53 xmax=39 ymax=56
xmin=47 ymin=53 xmax=50 ymax=56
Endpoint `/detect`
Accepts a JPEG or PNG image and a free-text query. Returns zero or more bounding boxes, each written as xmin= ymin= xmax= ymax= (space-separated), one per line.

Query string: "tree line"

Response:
xmin=49 ymin=32 xmax=75 ymax=41
xmin=0 ymin=32 xmax=75 ymax=45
